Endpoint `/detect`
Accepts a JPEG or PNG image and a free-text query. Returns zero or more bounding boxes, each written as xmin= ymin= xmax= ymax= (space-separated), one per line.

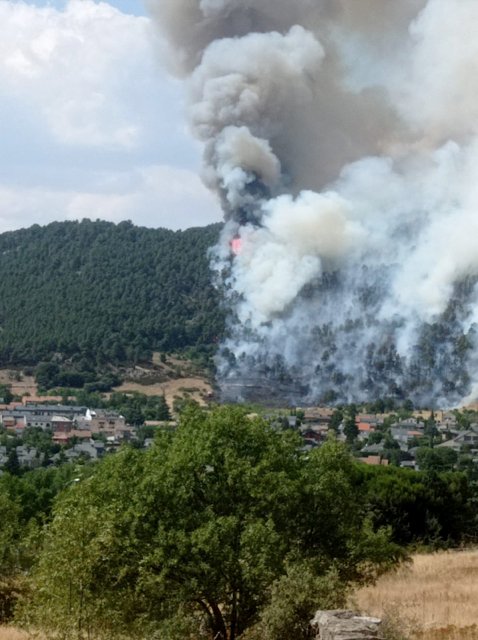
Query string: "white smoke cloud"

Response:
xmin=230 ymin=191 xmax=363 ymax=324
xmin=150 ymin=0 xmax=478 ymax=406
xmin=399 ymin=0 xmax=478 ymax=140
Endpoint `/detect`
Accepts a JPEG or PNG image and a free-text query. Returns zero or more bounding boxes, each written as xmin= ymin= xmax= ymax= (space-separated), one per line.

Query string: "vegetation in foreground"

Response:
xmin=354 ymin=548 xmax=478 ymax=640
xmin=0 ymin=405 xmax=476 ymax=639
xmin=0 ymin=628 xmax=28 ymax=640
xmin=5 ymin=406 xmax=404 ymax=639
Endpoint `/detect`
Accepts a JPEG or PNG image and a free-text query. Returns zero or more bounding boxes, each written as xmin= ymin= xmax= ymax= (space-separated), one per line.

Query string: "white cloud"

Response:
xmin=0 ymin=0 xmax=153 ymax=148
xmin=0 ymin=165 xmax=221 ymax=231
xmin=0 ymin=0 xmax=222 ymax=230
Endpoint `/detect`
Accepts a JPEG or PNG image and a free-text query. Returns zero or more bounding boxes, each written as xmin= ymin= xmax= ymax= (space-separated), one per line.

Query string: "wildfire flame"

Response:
xmin=231 ymin=237 xmax=242 ymax=256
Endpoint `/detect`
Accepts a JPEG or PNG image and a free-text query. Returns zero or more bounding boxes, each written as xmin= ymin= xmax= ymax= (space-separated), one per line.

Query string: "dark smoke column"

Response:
xmin=149 ymin=0 xmax=478 ymax=407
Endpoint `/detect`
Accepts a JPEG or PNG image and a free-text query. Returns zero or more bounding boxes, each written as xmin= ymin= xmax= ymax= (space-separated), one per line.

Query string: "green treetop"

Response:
xmin=21 ymin=406 xmax=401 ymax=640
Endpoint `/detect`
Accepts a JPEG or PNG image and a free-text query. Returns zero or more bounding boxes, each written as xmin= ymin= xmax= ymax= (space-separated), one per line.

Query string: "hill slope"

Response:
xmin=0 ymin=219 xmax=224 ymax=367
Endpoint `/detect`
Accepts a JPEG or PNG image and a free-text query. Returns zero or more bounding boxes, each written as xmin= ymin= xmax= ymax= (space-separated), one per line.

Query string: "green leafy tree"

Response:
xmin=329 ymin=409 xmax=343 ymax=433
xmin=344 ymin=415 xmax=358 ymax=444
xmin=244 ymin=563 xmax=346 ymax=640
xmin=0 ymin=490 xmax=22 ymax=622
xmin=22 ymin=407 xmax=401 ymax=640
xmin=4 ymin=449 xmax=20 ymax=477
xmin=0 ymin=385 xmax=13 ymax=405
xmin=416 ymin=447 xmax=457 ymax=473
xmin=35 ymin=362 xmax=60 ymax=390
xmin=361 ymin=464 xmax=474 ymax=547
xmin=424 ymin=411 xmax=439 ymax=447
xmin=18 ymin=449 xmax=143 ymax=638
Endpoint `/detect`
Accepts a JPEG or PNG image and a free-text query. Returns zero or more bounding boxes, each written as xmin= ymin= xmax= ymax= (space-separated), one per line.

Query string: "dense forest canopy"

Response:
xmin=0 ymin=220 xmax=224 ymax=367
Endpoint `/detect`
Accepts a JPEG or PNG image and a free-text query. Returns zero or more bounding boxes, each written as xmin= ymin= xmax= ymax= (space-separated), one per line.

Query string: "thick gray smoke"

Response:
xmin=149 ymin=0 xmax=478 ymax=407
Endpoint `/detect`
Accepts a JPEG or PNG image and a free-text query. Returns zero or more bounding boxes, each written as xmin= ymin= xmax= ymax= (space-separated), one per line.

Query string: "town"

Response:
xmin=2 ymin=390 xmax=478 ymax=476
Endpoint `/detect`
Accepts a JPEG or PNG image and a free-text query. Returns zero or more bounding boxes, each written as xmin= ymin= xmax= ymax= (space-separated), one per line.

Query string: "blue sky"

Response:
xmin=0 ymin=0 xmax=222 ymax=232
xmin=28 ymin=0 xmax=145 ymax=16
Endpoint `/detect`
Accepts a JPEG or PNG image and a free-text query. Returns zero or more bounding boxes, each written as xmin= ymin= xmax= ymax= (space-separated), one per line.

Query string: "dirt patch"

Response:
xmin=119 ymin=354 xmax=208 ymax=386
xmin=116 ymin=355 xmax=214 ymax=411
xmin=0 ymin=370 xmax=37 ymax=398
xmin=114 ymin=377 xmax=214 ymax=411
xmin=0 ymin=628 xmax=30 ymax=640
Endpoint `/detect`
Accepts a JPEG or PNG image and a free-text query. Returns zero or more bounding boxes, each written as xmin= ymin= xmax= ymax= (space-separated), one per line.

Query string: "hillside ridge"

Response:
xmin=0 ymin=219 xmax=224 ymax=368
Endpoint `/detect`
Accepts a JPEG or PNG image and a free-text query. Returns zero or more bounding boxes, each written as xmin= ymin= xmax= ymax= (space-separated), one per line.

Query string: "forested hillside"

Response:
xmin=0 ymin=220 xmax=224 ymax=367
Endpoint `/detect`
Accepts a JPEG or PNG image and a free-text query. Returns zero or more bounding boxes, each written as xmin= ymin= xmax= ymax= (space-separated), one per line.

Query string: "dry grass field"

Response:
xmin=115 ymin=354 xmax=214 ymax=410
xmin=0 ymin=370 xmax=37 ymax=398
xmin=0 ymin=628 xmax=29 ymax=640
xmin=354 ymin=549 xmax=478 ymax=639
xmin=3 ymin=551 xmax=478 ymax=639
xmin=114 ymin=376 xmax=213 ymax=409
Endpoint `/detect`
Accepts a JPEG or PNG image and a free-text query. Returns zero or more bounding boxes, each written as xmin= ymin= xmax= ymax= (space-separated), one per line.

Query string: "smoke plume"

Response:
xmin=149 ymin=0 xmax=478 ymax=407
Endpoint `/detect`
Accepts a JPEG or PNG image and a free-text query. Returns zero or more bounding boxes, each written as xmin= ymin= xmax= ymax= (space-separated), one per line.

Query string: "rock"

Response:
xmin=311 ymin=610 xmax=383 ymax=640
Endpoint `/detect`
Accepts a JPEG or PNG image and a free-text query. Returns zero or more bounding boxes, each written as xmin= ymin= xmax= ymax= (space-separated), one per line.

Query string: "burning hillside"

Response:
xmin=150 ymin=0 xmax=478 ymax=406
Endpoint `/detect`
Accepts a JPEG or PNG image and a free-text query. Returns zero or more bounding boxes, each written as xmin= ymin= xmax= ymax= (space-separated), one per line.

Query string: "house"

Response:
xmin=357 ymin=422 xmax=375 ymax=441
xmin=391 ymin=426 xmax=424 ymax=444
xmin=360 ymin=455 xmax=389 ymax=466
xmin=15 ymin=445 xmax=44 ymax=469
xmin=437 ymin=430 xmax=478 ymax=451
xmin=400 ymin=460 xmax=418 ymax=470
xmin=301 ymin=429 xmax=323 ymax=444
xmin=361 ymin=443 xmax=385 ymax=456
xmin=413 ymin=410 xmax=445 ymax=423
xmin=19 ymin=404 xmax=87 ymax=419
xmin=1 ymin=414 xmax=18 ymax=429
xmin=52 ymin=429 xmax=92 ymax=444
xmin=393 ymin=418 xmax=425 ymax=429
xmin=356 ymin=414 xmax=384 ymax=426
xmin=300 ymin=407 xmax=334 ymax=425
xmin=63 ymin=441 xmax=106 ymax=461
xmin=23 ymin=414 xmax=54 ymax=430
xmin=51 ymin=416 xmax=73 ymax=433
xmin=2 ymin=403 xmax=23 ymax=411
xmin=87 ymin=410 xmax=127 ymax=435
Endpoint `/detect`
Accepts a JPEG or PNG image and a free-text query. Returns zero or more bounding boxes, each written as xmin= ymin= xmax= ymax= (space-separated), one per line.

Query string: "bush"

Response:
xmin=242 ymin=563 xmax=347 ymax=640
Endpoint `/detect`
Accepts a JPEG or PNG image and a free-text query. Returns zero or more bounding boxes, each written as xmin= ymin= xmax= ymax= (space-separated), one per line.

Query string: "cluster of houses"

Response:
xmin=295 ymin=407 xmax=478 ymax=469
xmin=0 ymin=397 xmax=146 ymax=470
xmin=2 ymin=396 xmax=478 ymax=473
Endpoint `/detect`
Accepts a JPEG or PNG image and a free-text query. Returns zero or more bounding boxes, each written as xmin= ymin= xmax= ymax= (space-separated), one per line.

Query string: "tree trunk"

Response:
xmin=208 ymin=600 xmax=228 ymax=640
xmin=230 ymin=590 xmax=238 ymax=640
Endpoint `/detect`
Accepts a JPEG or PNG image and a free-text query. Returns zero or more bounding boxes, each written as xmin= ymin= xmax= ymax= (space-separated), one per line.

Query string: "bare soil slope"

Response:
xmin=114 ymin=353 xmax=214 ymax=410
xmin=0 ymin=371 xmax=37 ymax=397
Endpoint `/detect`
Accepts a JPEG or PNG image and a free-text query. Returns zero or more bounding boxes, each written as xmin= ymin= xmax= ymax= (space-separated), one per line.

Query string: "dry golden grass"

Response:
xmin=353 ymin=549 xmax=478 ymax=639
xmin=0 ymin=628 xmax=30 ymax=640
xmin=0 ymin=370 xmax=37 ymax=397
xmin=114 ymin=377 xmax=213 ymax=408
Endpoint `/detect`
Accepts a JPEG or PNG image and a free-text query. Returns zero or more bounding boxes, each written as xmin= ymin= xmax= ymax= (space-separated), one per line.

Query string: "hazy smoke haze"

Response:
xmin=149 ymin=0 xmax=478 ymax=407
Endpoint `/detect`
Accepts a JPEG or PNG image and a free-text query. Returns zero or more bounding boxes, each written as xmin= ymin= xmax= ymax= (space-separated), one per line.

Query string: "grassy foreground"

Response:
xmin=2 ymin=551 xmax=478 ymax=640
xmin=0 ymin=629 xmax=28 ymax=640
xmin=3 ymin=550 xmax=478 ymax=640
xmin=354 ymin=549 xmax=478 ymax=639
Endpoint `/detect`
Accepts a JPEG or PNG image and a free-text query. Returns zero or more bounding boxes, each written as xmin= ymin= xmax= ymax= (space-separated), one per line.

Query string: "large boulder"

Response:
xmin=311 ymin=610 xmax=382 ymax=640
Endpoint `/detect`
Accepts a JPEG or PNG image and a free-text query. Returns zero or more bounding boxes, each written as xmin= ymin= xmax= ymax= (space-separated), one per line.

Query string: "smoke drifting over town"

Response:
xmin=150 ymin=0 xmax=478 ymax=406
